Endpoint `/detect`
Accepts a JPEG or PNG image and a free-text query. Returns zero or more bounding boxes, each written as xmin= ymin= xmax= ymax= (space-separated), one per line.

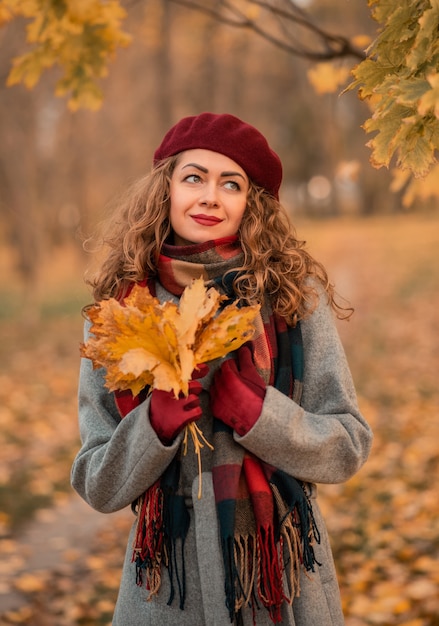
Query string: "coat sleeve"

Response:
xmin=70 ymin=323 xmax=181 ymax=514
xmin=236 ymin=291 xmax=373 ymax=485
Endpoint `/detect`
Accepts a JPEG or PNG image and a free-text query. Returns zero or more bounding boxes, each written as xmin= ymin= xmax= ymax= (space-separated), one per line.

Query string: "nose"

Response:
xmin=199 ymin=182 xmax=220 ymax=207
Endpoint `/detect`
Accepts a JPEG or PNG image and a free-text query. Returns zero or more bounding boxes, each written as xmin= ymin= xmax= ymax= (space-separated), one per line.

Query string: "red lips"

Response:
xmin=191 ymin=214 xmax=223 ymax=226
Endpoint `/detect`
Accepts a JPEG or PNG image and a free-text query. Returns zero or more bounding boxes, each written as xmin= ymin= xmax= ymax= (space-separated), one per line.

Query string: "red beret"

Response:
xmin=153 ymin=112 xmax=282 ymax=199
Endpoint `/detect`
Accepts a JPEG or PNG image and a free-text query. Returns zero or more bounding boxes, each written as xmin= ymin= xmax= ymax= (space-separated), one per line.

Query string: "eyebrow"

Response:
xmin=181 ymin=162 xmax=246 ymax=180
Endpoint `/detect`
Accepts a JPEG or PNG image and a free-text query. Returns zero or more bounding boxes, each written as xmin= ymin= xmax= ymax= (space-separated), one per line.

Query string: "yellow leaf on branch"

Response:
xmin=0 ymin=2 xmax=13 ymax=27
xmin=307 ymin=61 xmax=351 ymax=95
xmin=3 ymin=0 xmax=131 ymax=109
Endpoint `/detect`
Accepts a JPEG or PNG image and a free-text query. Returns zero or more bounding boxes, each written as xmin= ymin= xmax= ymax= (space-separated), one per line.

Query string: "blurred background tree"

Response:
xmin=0 ymin=0 xmax=438 ymax=313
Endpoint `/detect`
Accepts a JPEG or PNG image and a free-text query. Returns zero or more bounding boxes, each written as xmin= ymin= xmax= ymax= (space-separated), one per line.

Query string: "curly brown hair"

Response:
xmin=84 ymin=155 xmax=351 ymax=324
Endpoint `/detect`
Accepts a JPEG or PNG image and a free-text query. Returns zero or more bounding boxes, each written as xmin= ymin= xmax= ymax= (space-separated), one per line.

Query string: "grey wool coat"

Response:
xmin=71 ymin=288 xmax=373 ymax=626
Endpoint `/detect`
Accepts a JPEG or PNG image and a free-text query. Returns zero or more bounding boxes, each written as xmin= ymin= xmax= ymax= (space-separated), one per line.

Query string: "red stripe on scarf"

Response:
xmin=243 ymin=455 xmax=273 ymax=524
xmin=243 ymin=455 xmax=284 ymax=622
xmin=211 ymin=464 xmax=242 ymax=501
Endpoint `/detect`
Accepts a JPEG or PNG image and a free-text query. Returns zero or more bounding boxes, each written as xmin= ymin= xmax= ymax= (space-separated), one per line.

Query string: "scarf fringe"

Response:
xmin=256 ymin=525 xmax=284 ymax=623
xmin=132 ymin=479 xmax=319 ymax=621
xmin=222 ymin=504 xmax=317 ymax=625
xmin=132 ymin=471 xmax=190 ymax=610
xmin=131 ymin=482 xmax=164 ymax=599
xmin=234 ymin=534 xmax=257 ymax=609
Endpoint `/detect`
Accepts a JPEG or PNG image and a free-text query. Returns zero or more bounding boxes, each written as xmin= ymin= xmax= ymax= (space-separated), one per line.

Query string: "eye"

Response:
xmin=183 ymin=173 xmax=202 ymax=184
xmin=224 ymin=180 xmax=241 ymax=191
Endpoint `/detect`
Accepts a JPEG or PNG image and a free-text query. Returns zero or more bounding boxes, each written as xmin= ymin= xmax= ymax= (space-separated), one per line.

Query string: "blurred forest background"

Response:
xmin=0 ymin=0 xmax=438 ymax=624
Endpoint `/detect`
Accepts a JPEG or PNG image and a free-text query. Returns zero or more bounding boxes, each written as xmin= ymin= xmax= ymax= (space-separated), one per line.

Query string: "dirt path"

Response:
xmin=0 ymin=493 xmax=129 ymax=615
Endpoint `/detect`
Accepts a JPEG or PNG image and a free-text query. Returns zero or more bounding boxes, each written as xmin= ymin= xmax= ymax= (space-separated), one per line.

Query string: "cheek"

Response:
xmin=168 ymin=195 xmax=183 ymax=224
xmin=234 ymin=204 xmax=247 ymax=227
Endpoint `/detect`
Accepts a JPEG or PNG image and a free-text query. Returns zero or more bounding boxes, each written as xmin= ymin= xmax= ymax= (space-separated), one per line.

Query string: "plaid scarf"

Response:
xmin=114 ymin=237 xmax=320 ymax=624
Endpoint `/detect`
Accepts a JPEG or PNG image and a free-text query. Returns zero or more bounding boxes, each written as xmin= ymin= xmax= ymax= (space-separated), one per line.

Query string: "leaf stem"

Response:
xmin=183 ymin=423 xmax=214 ymax=499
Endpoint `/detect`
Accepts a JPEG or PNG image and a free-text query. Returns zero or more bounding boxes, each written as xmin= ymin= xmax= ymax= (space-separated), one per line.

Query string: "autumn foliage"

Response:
xmin=347 ymin=0 xmax=439 ymax=206
xmin=1 ymin=0 xmax=131 ymax=111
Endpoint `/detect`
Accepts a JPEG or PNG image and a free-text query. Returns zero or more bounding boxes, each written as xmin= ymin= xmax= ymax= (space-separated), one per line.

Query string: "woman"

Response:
xmin=71 ymin=112 xmax=373 ymax=625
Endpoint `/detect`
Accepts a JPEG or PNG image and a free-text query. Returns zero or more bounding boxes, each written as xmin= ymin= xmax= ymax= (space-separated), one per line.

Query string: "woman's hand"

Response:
xmin=150 ymin=364 xmax=208 ymax=444
xmin=210 ymin=345 xmax=266 ymax=436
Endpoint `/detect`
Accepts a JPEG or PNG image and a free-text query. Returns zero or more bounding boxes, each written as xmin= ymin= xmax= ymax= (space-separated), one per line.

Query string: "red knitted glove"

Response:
xmin=150 ymin=365 xmax=208 ymax=444
xmin=210 ymin=345 xmax=266 ymax=436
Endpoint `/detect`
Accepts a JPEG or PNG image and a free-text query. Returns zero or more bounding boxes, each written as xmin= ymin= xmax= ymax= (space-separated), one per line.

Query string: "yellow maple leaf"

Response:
xmin=173 ymin=277 xmax=222 ymax=346
xmin=418 ymin=72 xmax=439 ymax=118
xmin=14 ymin=572 xmax=47 ymax=593
xmin=82 ymin=291 xmax=181 ymax=396
xmin=0 ymin=3 xmax=13 ymax=26
xmin=307 ymin=62 xmax=351 ymax=95
xmin=81 ymin=278 xmax=260 ymax=498
xmin=194 ymin=303 xmax=259 ymax=363
xmin=7 ymin=51 xmax=48 ymax=89
xmin=81 ymin=277 xmax=260 ymax=398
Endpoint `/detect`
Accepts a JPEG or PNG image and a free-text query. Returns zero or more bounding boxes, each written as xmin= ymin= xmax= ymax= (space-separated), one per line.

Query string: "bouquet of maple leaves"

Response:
xmin=81 ymin=278 xmax=260 ymax=495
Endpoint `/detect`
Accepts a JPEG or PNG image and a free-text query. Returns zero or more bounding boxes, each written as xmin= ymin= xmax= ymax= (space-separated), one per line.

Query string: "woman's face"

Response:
xmin=169 ymin=149 xmax=249 ymax=246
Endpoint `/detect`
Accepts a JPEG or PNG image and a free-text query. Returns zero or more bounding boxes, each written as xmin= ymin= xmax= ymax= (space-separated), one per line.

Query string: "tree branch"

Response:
xmin=249 ymin=0 xmax=366 ymax=59
xmin=168 ymin=0 xmax=366 ymax=61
